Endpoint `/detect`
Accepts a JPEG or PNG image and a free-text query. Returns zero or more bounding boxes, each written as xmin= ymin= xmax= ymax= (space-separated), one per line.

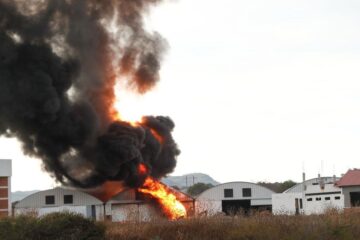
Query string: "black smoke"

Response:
xmin=0 ymin=0 xmax=179 ymax=189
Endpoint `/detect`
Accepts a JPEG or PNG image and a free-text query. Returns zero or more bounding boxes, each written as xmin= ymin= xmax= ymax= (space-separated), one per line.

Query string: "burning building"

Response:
xmin=107 ymin=184 xmax=194 ymax=221
xmin=0 ymin=0 xmax=186 ymax=219
xmin=13 ymin=184 xmax=193 ymax=221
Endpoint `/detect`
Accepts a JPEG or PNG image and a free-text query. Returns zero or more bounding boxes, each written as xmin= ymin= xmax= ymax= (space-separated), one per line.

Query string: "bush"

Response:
xmin=0 ymin=212 xmax=105 ymax=240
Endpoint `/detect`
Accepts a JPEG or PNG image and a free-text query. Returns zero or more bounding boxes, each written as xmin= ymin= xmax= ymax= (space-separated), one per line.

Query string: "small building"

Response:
xmin=0 ymin=159 xmax=11 ymax=218
xmin=14 ymin=187 xmax=104 ymax=220
xmin=195 ymin=182 xmax=274 ymax=216
xmin=108 ymin=186 xmax=195 ymax=222
xmin=272 ymin=175 xmax=344 ymax=215
xmin=336 ymin=169 xmax=360 ymax=208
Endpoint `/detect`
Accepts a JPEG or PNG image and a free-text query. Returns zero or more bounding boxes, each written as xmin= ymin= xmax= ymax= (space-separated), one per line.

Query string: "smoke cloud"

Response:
xmin=0 ymin=0 xmax=179 ymax=190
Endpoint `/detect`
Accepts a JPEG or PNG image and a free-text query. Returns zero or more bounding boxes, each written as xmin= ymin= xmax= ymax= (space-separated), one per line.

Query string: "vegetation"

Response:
xmin=186 ymin=182 xmax=214 ymax=196
xmin=0 ymin=212 xmax=105 ymax=240
xmin=3 ymin=209 xmax=360 ymax=240
xmin=106 ymin=210 xmax=360 ymax=240
xmin=257 ymin=180 xmax=297 ymax=193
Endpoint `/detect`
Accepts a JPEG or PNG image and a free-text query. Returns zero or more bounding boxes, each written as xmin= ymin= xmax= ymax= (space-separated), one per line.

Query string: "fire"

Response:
xmin=138 ymin=163 xmax=147 ymax=175
xmin=139 ymin=177 xmax=187 ymax=220
xmin=110 ymin=77 xmax=183 ymax=219
xmin=150 ymin=129 xmax=164 ymax=144
xmin=136 ymin=164 xmax=187 ymax=219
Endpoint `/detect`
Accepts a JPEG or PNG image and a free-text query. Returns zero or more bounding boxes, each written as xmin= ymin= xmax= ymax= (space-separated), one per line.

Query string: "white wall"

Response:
xmin=272 ymin=183 xmax=345 ymax=215
xmin=272 ymin=193 xmax=302 ymax=215
xmin=195 ymin=200 xmax=222 ymax=216
xmin=304 ymin=194 xmax=344 ymax=214
xmin=111 ymin=204 xmax=159 ymax=222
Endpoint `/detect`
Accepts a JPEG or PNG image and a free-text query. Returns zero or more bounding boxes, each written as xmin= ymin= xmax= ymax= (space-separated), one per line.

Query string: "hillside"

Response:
xmin=11 ymin=190 xmax=39 ymax=202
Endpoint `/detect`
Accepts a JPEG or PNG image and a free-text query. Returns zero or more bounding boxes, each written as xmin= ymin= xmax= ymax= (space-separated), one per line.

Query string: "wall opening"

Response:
xmin=350 ymin=192 xmax=360 ymax=207
xmin=222 ymin=200 xmax=250 ymax=215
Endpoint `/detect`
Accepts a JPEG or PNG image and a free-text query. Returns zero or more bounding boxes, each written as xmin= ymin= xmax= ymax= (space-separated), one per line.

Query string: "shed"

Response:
xmin=196 ymin=182 xmax=274 ymax=216
xmin=108 ymin=185 xmax=194 ymax=222
xmin=14 ymin=187 xmax=104 ymax=220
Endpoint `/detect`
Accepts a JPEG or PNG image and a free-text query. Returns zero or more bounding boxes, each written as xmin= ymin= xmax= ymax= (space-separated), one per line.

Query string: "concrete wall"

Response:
xmin=273 ymin=184 xmax=344 ymax=215
xmin=272 ymin=193 xmax=303 ymax=215
xmin=304 ymin=193 xmax=344 ymax=214
xmin=111 ymin=203 xmax=159 ymax=222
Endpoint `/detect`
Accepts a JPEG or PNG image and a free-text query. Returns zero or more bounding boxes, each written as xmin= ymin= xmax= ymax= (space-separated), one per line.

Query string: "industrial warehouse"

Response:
xmin=3 ymin=159 xmax=360 ymax=221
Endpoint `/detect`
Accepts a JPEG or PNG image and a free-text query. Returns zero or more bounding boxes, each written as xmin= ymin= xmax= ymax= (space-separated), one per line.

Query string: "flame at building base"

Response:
xmin=139 ymin=176 xmax=187 ymax=220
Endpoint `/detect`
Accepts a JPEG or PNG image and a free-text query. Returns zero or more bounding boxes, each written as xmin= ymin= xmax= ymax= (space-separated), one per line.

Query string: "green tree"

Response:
xmin=187 ymin=183 xmax=214 ymax=196
xmin=257 ymin=180 xmax=297 ymax=193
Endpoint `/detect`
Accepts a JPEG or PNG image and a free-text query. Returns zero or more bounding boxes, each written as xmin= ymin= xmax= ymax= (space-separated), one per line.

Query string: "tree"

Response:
xmin=257 ymin=180 xmax=297 ymax=193
xmin=187 ymin=183 xmax=214 ymax=196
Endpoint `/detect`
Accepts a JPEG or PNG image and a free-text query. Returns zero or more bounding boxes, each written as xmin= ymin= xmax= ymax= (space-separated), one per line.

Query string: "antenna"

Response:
xmin=321 ymin=160 xmax=324 ymax=176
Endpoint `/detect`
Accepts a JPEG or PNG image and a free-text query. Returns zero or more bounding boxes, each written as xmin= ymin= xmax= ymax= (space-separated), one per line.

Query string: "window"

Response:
xmin=45 ymin=195 xmax=55 ymax=205
xmin=307 ymin=198 xmax=313 ymax=201
xmin=242 ymin=188 xmax=252 ymax=197
xmin=224 ymin=189 xmax=233 ymax=198
xmin=300 ymin=199 xmax=303 ymax=209
xmin=325 ymin=197 xmax=330 ymax=201
xmin=64 ymin=195 xmax=73 ymax=204
xmin=335 ymin=196 xmax=341 ymax=200
xmin=316 ymin=197 xmax=321 ymax=201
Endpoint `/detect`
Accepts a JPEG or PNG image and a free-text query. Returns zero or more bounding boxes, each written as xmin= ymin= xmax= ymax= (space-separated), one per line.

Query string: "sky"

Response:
xmin=2 ymin=0 xmax=360 ymax=191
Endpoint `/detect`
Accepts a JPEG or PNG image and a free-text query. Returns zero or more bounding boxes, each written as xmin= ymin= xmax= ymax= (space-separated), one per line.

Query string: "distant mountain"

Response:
xmin=11 ymin=190 xmax=39 ymax=202
xmin=162 ymin=173 xmax=219 ymax=188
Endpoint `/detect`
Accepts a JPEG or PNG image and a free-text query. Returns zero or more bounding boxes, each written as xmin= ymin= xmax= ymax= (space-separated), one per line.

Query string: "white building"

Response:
xmin=14 ymin=187 xmax=104 ymax=220
xmin=272 ymin=175 xmax=344 ymax=215
xmin=0 ymin=159 xmax=11 ymax=218
xmin=196 ymin=182 xmax=274 ymax=216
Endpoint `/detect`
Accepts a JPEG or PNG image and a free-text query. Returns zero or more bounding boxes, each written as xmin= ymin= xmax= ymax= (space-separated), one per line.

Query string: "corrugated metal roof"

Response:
xmin=336 ymin=169 xmax=360 ymax=187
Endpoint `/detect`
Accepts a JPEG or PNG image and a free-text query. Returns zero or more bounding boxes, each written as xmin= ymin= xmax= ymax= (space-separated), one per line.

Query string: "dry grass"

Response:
xmin=106 ymin=210 xmax=360 ymax=240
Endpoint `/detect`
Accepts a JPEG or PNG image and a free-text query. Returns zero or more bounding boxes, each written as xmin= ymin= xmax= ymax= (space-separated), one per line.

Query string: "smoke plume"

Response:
xmin=0 ymin=0 xmax=179 ymax=189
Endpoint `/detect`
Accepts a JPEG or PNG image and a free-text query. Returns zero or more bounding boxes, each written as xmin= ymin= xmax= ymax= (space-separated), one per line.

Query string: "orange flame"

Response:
xmin=150 ymin=129 xmax=164 ymax=144
xmin=139 ymin=177 xmax=187 ymax=220
xmin=137 ymin=164 xmax=186 ymax=220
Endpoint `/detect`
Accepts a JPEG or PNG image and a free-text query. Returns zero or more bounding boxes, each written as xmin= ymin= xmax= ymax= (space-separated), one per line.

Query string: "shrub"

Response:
xmin=0 ymin=212 xmax=105 ymax=240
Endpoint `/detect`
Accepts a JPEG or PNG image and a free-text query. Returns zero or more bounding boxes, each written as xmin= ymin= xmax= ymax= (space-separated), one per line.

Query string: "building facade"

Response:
xmin=272 ymin=176 xmax=344 ymax=215
xmin=196 ymin=182 xmax=274 ymax=216
xmin=0 ymin=159 xmax=11 ymax=218
xmin=14 ymin=187 xmax=104 ymax=220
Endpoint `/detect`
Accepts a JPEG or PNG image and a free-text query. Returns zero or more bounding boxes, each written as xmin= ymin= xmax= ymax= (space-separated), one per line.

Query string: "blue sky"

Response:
xmin=2 ymin=0 xmax=360 ymax=191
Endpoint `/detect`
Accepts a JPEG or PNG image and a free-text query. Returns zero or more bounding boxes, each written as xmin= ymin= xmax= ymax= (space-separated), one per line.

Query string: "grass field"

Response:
xmin=1 ymin=210 xmax=360 ymax=239
xmin=106 ymin=210 xmax=360 ymax=240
